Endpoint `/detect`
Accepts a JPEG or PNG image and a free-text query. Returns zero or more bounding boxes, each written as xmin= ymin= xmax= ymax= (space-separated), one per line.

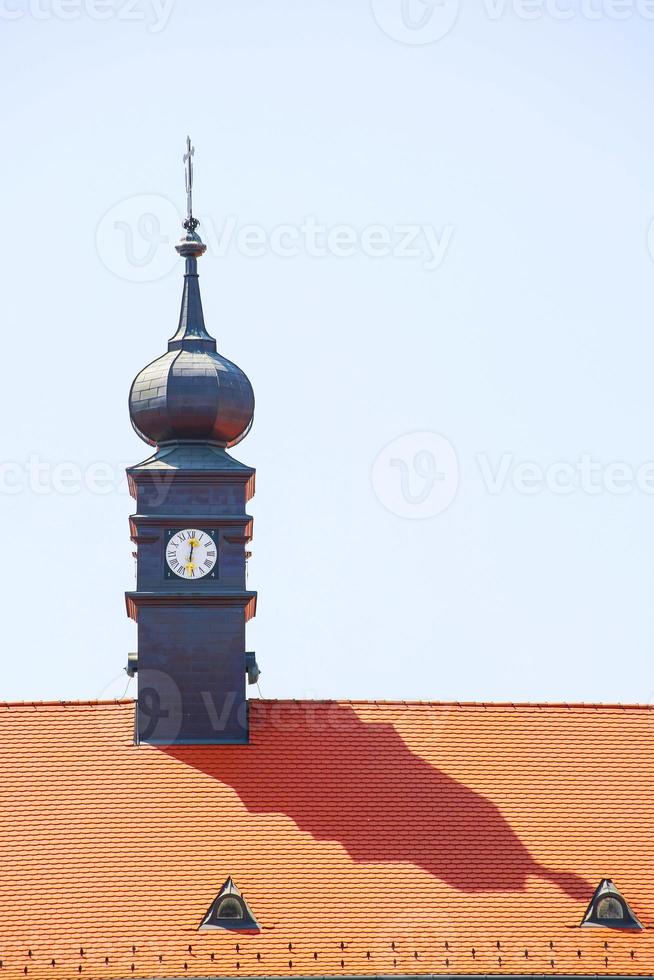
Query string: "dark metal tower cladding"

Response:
xmin=125 ymin=138 xmax=258 ymax=745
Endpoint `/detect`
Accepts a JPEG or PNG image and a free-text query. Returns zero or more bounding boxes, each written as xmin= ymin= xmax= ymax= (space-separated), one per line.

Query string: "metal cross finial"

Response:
xmin=177 ymin=136 xmax=205 ymax=256
xmin=183 ymin=135 xmax=195 ymax=222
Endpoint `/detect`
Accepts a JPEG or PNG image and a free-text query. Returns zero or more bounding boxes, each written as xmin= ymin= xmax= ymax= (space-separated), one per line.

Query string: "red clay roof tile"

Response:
xmin=0 ymin=698 xmax=652 ymax=978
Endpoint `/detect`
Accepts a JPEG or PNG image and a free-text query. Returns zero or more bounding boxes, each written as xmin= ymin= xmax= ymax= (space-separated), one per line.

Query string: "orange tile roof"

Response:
xmin=1 ymin=698 xmax=653 ymax=979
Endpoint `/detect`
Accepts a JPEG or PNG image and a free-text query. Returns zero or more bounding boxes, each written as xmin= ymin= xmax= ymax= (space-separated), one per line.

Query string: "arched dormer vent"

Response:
xmin=200 ymin=877 xmax=260 ymax=932
xmin=581 ymin=878 xmax=643 ymax=930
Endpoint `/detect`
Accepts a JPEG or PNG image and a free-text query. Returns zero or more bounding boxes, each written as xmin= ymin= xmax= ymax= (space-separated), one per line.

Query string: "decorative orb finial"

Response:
xmin=128 ymin=138 xmax=254 ymax=449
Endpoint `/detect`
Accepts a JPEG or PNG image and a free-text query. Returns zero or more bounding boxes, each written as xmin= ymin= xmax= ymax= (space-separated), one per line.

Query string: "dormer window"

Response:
xmin=199 ymin=877 xmax=260 ymax=932
xmin=581 ymin=878 xmax=643 ymax=930
xmin=596 ymin=896 xmax=624 ymax=921
xmin=216 ymin=897 xmax=244 ymax=920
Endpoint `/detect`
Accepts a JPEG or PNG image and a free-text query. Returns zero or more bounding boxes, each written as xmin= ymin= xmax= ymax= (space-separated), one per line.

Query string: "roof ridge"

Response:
xmin=0 ymin=698 xmax=134 ymax=708
xmin=0 ymin=697 xmax=652 ymax=711
xmin=249 ymin=698 xmax=654 ymax=710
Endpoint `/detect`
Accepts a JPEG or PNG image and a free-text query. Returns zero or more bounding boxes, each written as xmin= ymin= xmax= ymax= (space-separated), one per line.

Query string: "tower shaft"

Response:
xmin=126 ymin=453 xmax=256 ymax=744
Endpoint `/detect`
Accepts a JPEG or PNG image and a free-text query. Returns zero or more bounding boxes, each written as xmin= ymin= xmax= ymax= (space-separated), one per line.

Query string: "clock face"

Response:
xmin=165 ymin=529 xmax=217 ymax=580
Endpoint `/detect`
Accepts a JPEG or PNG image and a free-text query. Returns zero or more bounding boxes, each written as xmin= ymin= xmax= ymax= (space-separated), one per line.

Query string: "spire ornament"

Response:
xmin=128 ymin=138 xmax=254 ymax=450
xmin=177 ymin=135 xmax=206 ymax=259
xmin=183 ymin=135 xmax=199 ymax=232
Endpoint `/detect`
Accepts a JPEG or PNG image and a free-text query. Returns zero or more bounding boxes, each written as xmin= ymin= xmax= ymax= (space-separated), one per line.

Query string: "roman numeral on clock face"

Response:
xmin=164 ymin=528 xmax=218 ymax=580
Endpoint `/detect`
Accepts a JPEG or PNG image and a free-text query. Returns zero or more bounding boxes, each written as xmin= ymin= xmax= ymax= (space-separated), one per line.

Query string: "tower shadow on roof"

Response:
xmin=163 ymin=701 xmax=590 ymax=901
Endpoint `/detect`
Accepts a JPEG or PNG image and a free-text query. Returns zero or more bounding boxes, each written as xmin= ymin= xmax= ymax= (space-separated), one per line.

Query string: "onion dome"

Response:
xmin=129 ymin=139 xmax=254 ymax=449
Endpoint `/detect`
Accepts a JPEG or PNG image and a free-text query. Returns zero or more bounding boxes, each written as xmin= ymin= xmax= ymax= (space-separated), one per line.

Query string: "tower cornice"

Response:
xmin=127 ymin=466 xmax=256 ymax=503
xmin=125 ymin=590 xmax=257 ymax=622
xmin=129 ymin=514 xmax=254 ymax=540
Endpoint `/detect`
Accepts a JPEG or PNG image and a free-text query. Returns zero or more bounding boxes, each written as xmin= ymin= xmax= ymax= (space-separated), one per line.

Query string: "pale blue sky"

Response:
xmin=2 ymin=0 xmax=654 ymax=704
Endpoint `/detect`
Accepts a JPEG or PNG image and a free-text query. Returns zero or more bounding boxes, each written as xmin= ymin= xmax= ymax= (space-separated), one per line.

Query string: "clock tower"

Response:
xmin=125 ymin=139 xmax=258 ymax=745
